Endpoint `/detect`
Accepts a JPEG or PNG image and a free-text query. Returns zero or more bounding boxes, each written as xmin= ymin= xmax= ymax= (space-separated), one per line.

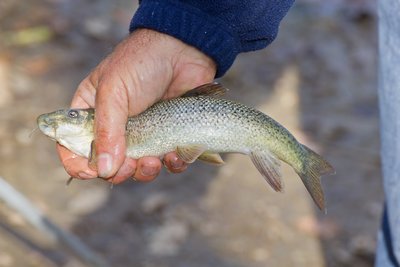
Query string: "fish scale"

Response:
xmin=37 ymin=83 xmax=334 ymax=210
xmin=126 ymin=96 xmax=274 ymax=157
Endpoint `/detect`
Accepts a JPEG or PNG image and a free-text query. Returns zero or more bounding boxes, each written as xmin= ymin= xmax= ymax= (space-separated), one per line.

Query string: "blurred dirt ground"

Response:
xmin=0 ymin=1 xmax=381 ymax=266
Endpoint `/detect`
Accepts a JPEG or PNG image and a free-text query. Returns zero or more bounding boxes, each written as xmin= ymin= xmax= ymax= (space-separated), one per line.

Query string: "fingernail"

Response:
xmin=141 ymin=166 xmax=157 ymax=177
xmin=78 ymin=172 xmax=93 ymax=179
xmin=171 ymin=159 xmax=184 ymax=169
xmin=97 ymin=153 xmax=113 ymax=178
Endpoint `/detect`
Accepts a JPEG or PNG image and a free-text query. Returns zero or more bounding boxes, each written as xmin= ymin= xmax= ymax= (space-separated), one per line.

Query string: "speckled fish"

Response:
xmin=37 ymin=83 xmax=334 ymax=210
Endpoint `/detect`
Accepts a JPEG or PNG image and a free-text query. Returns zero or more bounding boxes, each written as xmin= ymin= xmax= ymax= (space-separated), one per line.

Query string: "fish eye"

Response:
xmin=68 ymin=110 xmax=79 ymax=118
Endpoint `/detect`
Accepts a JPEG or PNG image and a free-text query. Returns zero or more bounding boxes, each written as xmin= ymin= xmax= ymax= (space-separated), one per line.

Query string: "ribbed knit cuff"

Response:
xmin=129 ymin=0 xmax=241 ymax=77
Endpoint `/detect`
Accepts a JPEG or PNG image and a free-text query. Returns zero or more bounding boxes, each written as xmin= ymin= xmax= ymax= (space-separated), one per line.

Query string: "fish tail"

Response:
xmin=296 ymin=145 xmax=335 ymax=211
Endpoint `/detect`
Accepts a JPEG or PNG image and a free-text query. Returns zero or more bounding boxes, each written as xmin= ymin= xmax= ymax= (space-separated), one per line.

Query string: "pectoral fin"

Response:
xmin=176 ymin=145 xmax=207 ymax=163
xmin=198 ymin=152 xmax=225 ymax=165
xmin=88 ymin=140 xmax=97 ymax=171
xmin=181 ymin=83 xmax=228 ymax=98
xmin=66 ymin=177 xmax=75 ymax=186
xmin=250 ymin=150 xmax=283 ymax=192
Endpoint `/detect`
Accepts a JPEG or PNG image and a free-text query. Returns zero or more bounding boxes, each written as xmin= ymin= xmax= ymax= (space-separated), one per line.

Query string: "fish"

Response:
xmin=37 ymin=83 xmax=334 ymax=210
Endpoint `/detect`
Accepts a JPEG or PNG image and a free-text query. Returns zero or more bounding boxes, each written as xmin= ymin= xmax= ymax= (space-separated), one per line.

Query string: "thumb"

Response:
xmin=94 ymin=78 xmax=128 ymax=178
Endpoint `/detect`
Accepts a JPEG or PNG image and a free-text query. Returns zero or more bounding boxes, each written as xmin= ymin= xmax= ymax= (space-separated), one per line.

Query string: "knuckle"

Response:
xmin=168 ymin=166 xmax=187 ymax=174
xmin=95 ymin=127 xmax=112 ymax=141
xmin=78 ymin=78 xmax=93 ymax=90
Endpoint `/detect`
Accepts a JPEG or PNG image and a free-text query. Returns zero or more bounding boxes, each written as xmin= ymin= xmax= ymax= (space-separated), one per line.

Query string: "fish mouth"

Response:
xmin=37 ymin=115 xmax=58 ymax=140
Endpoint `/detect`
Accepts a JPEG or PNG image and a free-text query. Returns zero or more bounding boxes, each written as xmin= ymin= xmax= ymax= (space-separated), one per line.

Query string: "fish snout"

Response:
xmin=37 ymin=114 xmax=56 ymax=134
xmin=37 ymin=114 xmax=49 ymax=126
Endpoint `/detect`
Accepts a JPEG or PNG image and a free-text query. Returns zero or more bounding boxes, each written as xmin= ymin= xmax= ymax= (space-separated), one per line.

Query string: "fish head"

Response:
xmin=37 ymin=108 xmax=94 ymax=157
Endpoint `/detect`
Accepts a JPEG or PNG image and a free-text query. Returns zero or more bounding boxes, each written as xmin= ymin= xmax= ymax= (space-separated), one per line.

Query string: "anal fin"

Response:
xmin=198 ymin=152 xmax=225 ymax=165
xmin=250 ymin=150 xmax=283 ymax=192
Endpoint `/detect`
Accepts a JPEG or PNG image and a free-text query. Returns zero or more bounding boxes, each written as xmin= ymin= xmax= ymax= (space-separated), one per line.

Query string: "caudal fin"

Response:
xmin=297 ymin=145 xmax=335 ymax=211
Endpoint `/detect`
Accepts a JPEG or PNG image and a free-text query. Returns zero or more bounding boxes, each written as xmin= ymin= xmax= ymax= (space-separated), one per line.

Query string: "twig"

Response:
xmin=0 ymin=176 xmax=110 ymax=267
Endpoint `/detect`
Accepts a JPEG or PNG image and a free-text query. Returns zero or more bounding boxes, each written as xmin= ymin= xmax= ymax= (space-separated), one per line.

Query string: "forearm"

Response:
xmin=130 ymin=0 xmax=295 ymax=77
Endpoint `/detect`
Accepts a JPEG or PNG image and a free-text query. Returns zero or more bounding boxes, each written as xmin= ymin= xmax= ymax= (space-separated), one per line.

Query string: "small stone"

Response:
xmin=264 ymin=206 xmax=281 ymax=219
xmin=0 ymin=252 xmax=13 ymax=266
xmin=367 ymin=202 xmax=383 ymax=218
xmin=0 ymin=58 xmax=13 ymax=107
xmin=318 ymin=218 xmax=341 ymax=239
xmin=335 ymin=248 xmax=352 ymax=265
xmin=296 ymin=216 xmax=319 ymax=236
xmin=141 ymin=193 xmax=169 ymax=214
xmin=349 ymin=235 xmax=376 ymax=257
xmin=84 ymin=17 xmax=111 ymax=39
xmin=15 ymin=128 xmax=32 ymax=145
xmin=0 ymin=142 xmax=13 ymax=157
xmin=7 ymin=212 xmax=26 ymax=227
xmin=23 ymin=56 xmax=52 ymax=76
xmin=64 ymin=259 xmax=86 ymax=267
xmin=68 ymin=186 xmax=109 ymax=215
xmin=251 ymin=248 xmax=270 ymax=262
xmin=200 ymin=221 xmax=217 ymax=235
xmin=327 ymin=125 xmax=349 ymax=142
xmin=296 ymin=216 xmax=340 ymax=239
xmin=291 ymin=250 xmax=307 ymax=264
xmin=11 ymin=71 xmax=32 ymax=96
xmin=148 ymin=219 xmax=188 ymax=256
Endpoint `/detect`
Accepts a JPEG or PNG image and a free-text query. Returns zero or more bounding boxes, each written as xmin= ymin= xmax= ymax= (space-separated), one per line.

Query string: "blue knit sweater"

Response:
xmin=130 ymin=0 xmax=294 ymax=77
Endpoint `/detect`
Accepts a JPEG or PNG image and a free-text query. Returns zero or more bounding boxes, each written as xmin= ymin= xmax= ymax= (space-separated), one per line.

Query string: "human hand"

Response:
xmin=57 ymin=29 xmax=216 ymax=184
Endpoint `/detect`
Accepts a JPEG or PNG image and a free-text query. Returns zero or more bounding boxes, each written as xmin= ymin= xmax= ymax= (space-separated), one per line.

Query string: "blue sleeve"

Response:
xmin=129 ymin=0 xmax=294 ymax=77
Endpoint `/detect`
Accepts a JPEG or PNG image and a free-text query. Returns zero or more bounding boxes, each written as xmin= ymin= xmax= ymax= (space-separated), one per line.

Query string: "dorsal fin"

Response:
xmin=181 ymin=83 xmax=228 ymax=98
